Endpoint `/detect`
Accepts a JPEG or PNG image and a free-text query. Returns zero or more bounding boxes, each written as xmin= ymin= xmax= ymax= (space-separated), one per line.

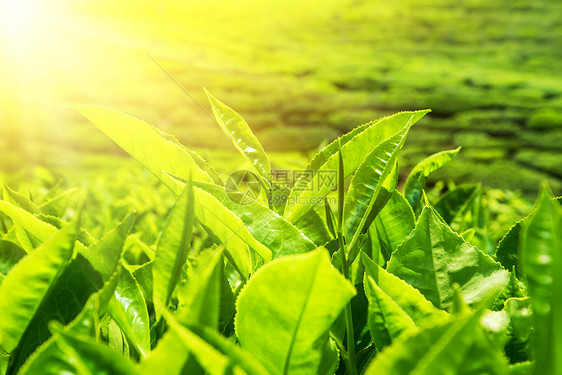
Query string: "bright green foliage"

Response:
xmin=503 ymin=297 xmax=533 ymax=364
xmin=0 ymin=223 xmax=77 ymax=353
xmin=362 ymin=254 xmax=447 ymax=325
xmin=153 ymin=182 xmax=195 ymax=316
xmin=0 ymin=240 xmax=25 ymax=285
xmin=343 ymin=124 xmax=410 ymax=261
xmin=235 ymin=249 xmax=355 ymax=374
xmin=109 ymin=267 xmax=151 ymax=357
xmin=284 ymin=110 xmax=429 ymax=222
xmin=72 ymin=104 xmax=214 ymax=189
xmin=492 ymin=269 xmax=526 ymax=311
xmin=16 ymin=294 xmax=104 ymax=375
xmin=496 ymin=222 xmax=523 ymax=278
xmin=404 ymin=147 xmax=461 ymax=210
xmin=194 ymin=182 xmax=316 ymax=258
xmin=206 ymin=89 xmax=271 ymax=183
xmin=176 ymin=251 xmax=223 ymax=329
xmin=1 ymin=101 xmax=559 ymax=375
xmin=8 ymin=254 xmax=104 ymax=373
xmin=2 ymin=184 xmax=40 ymax=215
xmin=372 ymin=190 xmax=416 ymax=261
xmin=51 ymin=326 xmax=138 ymax=375
xmin=365 ymin=307 xmax=509 ymax=375
xmin=192 ymin=186 xmax=272 ymax=276
xmin=520 ymin=184 xmax=562 ymax=375
xmin=364 ymin=275 xmax=416 ymax=350
xmin=434 ymin=184 xmax=478 ymax=225
xmin=0 ymin=200 xmax=58 ymax=245
xmin=81 ymin=212 xmax=135 ymax=281
xmin=147 ymin=314 xmax=268 ymax=375
xmin=387 ymin=204 xmax=509 ymax=309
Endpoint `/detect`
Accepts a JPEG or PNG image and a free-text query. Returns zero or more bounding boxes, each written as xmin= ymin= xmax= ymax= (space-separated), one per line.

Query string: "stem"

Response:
xmin=340 ymin=234 xmax=358 ymax=375
xmin=337 ymin=140 xmax=357 ymax=375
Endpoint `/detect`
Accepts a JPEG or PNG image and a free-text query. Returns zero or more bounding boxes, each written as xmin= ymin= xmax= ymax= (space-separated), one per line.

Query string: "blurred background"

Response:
xmin=1 ymin=0 xmax=561 ymax=196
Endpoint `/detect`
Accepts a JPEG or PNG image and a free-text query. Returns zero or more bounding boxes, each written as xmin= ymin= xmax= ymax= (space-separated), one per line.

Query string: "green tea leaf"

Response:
xmin=0 ymin=200 xmax=58 ymax=245
xmin=194 ymin=186 xmax=272 ymax=277
xmin=52 ymin=327 xmax=138 ymax=375
xmin=0 ymin=223 xmax=77 ymax=353
xmin=132 ymin=261 xmax=153 ymax=304
xmin=0 ymin=240 xmax=26 ymax=286
xmin=177 ymin=250 xmax=223 ymax=329
xmin=404 ymin=147 xmax=461 ymax=209
xmin=284 ymin=110 xmax=429 ymax=223
xmin=373 ymin=190 xmax=415 ymax=259
xmin=492 ymin=268 xmax=525 ymax=311
xmin=364 ymin=275 xmax=416 ymax=351
xmin=294 ymin=207 xmax=332 ymax=247
xmin=73 ymin=105 xmax=213 ymax=188
xmin=206 ymin=89 xmax=271 ymax=183
xmin=362 ymin=254 xmax=447 ymax=325
xmin=81 ymin=211 xmax=135 ymax=281
xmin=18 ymin=273 xmax=120 ymax=375
xmin=520 ymin=184 xmax=562 ymax=375
xmin=509 ymin=362 xmax=534 ymax=375
xmin=109 ymin=267 xmax=151 ymax=357
xmin=7 ymin=254 xmax=104 ymax=373
xmin=2 ymin=183 xmax=40 ymax=215
xmin=235 ymin=248 xmax=355 ymax=374
xmin=142 ymin=313 xmax=267 ymax=375
xmin=344 ymin=124 xmax=411 ymax=262
xmin=139 ymin=326 xmax=203 ymax=375
xmin=496 ymin=222 xmax=523 ymax=278
xmin=434 ymin=184 xmax=478 ymax=225
xmin=503 ymin=297 xmax=533 ymax=364
xmin=387 ymin=205 xmax=509 ymax=309
xmin=37 ymin=188 xmax=78 ymax=218
xmin=365 ymin=308 xmax=509 ymax=375
xmin=153 ymin=182 xmax=195 ymax=315
xmin=194 ymin=181 xmax=316 ymax=257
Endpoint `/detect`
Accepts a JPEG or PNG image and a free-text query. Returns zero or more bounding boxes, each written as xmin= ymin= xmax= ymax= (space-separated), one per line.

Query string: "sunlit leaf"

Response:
xmin=194 ymin=181 xmax=316 ymax=257
xmin=364 ymin=304 xmax=509 ymax=375
xmin=153 ymin=182 xmax=195 ymax=316
xmin=362 ymin=254 xmax=447 ymax=325
xmin=403 ymin=147 xmax=461 ymax=209
xmin=73 ymin=105 xmax=213 ymax=188
xmin=81 ymin=211 xmax=135 ymax=281
xmin=520 ymin=184 xmax=562 ymax=375
xmin=284 ymin=110 xmax=429 ymax=223
xmin=496 ymin=221 xmax=523 ymax=278
xmin=206 ymin=89 xmax=271 ymax=183
xmin=372 ymin=190 xmax=415 ymax=261
xmin=194 ymin=186 xmax=272 ymax=277
xmin=235 ymin=248 xmax=355 ymax=374
xmin=0 ymin=240 xmax=26 ymax=286
xmin=343 ymin=124 xmax=410 ymax=262
xmin=109 ymin=267 xmax=151 ymax=357
xmin=7 ymin=254 xmax=104 ymax=374
xmin=364 ymin=275 xmax=416 ymax=351
xmin=176 ymin=250 xmax=223 ymax=329
xmin=2 ymin=183 xmax=40 ymax=215
xmin=387 ymin=205 xmax=509 ymax=309
xmin=51 ymin=326 xmax=138 ymax=375
xmin=0 ymin=223 xmax=77 ymax=354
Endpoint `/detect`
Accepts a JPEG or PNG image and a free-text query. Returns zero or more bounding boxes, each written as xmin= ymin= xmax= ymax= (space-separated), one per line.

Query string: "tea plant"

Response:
xmin=0 ymin=92 xmax=560 ymax=375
